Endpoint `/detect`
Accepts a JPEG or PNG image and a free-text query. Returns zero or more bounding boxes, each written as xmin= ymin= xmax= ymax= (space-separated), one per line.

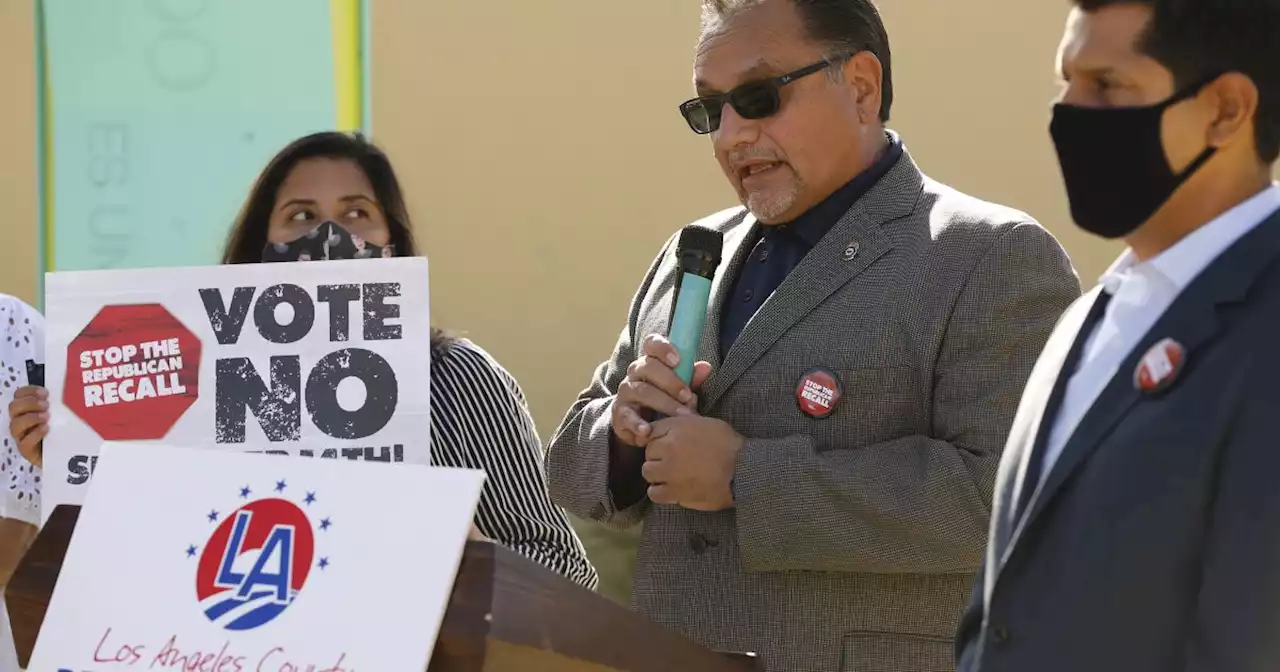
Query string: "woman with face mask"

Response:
xmin=7 ymin=131 xmax=598 ymax=589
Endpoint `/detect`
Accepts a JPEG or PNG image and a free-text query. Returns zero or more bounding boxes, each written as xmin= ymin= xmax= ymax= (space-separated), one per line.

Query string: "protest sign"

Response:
xmin=42 ymin=258 xmax=430 ymax=522
xmin=28 ymin=442 xmax=484 ymax=672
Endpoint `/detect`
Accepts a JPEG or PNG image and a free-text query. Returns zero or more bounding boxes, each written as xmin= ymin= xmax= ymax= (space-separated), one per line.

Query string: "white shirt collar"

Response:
xmin=1100 ymin=183 xmax=1280 ymax=295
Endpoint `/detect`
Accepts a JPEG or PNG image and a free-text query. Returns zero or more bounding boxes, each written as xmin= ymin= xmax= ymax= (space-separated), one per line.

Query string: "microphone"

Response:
xmin=611 ymin=226 xmax=723 ymax=508
xmin=667 ymin=226 xmax=724 ymax=384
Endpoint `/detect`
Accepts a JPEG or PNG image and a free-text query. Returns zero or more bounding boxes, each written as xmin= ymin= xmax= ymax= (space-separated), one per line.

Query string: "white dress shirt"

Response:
xmin=1038 ymin=184 xmax=1280 ymax=484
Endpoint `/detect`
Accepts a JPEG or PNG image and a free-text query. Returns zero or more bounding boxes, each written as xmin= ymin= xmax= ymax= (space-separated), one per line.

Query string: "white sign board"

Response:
xmin=41 ymin=258 xmax=431 ymax=522
xmin=29 ymin=443 xmax=484 ymax=671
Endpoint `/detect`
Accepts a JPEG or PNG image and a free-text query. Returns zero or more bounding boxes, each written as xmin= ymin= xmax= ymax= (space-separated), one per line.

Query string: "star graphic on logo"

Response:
xmin=186 ymin=545 xmax=197 ymax=558
xmin=239 ymin=485 xmax=252 ymax=499
xmin=304 ymin=491 xmax=317 ymax=505
xmin=318 ymin=557 xmax=330 ymax=570
xmin=320 ymin=517 xmax=332 ymax=531
xmin=275 ymin=479 xmax=287 ymax=493
xmin=207 ymin=509 xmax=219 ymax=523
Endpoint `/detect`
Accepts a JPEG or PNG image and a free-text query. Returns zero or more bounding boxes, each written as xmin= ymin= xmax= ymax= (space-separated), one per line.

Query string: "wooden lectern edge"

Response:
xmin=438 ymin=540 xmax=759 ymax=671
xmin=7 ymin=505 xmax=759 ymax=672
xmin=6 ymin=504 xmax=77 ymax=670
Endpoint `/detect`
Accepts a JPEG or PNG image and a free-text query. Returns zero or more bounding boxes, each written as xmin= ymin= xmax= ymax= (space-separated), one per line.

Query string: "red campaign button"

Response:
xmin=795 ymin=367 xmax=842 ymax=419
xmin=1133 ymin=337 xmax=1185 ymax=394
xmin=64 ymin=303 xmax=202 ymax=441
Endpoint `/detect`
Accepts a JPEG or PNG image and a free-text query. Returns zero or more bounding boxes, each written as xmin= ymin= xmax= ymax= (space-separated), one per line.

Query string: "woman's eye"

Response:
xmin=289 ymin=210 xmax=315 ymax=222
xmin=344 ymin=208 xmax=369 ymax=219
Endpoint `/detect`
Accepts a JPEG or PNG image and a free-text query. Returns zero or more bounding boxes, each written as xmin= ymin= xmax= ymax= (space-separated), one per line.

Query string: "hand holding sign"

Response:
xmin=7 ymin=386 xmax=49 ymax=468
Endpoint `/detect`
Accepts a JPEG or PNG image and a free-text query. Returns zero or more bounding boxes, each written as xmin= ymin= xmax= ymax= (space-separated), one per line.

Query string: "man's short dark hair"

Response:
xmin=701 ymin=0 xmax=894 ymax=122
xmin=1074 ymin=0 xmax=1280 ymax=163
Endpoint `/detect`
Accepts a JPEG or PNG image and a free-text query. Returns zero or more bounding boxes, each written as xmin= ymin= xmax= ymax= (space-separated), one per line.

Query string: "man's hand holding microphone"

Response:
xmin=612 ymin=226 xmax=741 ymax=512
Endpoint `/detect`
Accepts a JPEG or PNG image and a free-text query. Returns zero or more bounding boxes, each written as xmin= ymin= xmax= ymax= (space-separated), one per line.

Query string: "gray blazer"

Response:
xmin=547 ymin=147 xmax=1080 ymax=672
xmin=956 ymin=209 xmax=1280 ymax=672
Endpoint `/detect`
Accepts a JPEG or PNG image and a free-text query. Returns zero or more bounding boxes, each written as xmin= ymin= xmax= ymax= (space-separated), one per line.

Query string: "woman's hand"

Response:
xmin=468 ymin=522 xmax=490 ymax=542
xmin=8 ymin=386 xmax=49 ymax=469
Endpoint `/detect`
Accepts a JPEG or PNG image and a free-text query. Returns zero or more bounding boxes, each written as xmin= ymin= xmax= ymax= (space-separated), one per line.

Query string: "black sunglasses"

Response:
xmin=679 ymin=58 xmax=843 ymax=135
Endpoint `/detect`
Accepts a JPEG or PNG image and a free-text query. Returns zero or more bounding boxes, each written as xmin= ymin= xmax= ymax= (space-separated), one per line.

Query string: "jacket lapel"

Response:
xmin=695 ymin=212 xmax=759 ymax=372
xmin=698 ymin=151 xmax=924 ymax=411
xmin=1011 ymin=207 xmax=1280 ymax=553
xmin=990 ymin=291 xmax=1102 ymax=568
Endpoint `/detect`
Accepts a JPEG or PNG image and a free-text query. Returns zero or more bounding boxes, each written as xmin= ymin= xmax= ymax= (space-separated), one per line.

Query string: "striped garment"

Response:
xmin=430 ymin=336 xmax=598 ymax=590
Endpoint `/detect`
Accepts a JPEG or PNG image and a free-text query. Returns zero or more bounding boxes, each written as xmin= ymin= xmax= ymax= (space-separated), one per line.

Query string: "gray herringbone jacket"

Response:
xmin=546 ymin=147 xmax=1081 ymax=672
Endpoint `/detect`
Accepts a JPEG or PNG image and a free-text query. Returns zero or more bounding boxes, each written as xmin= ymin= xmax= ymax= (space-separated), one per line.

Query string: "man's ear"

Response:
xmin=842 ymin=51 xmax=883 ymax=123
xmin=1206 ymin=72 xmax=1259 ymax=150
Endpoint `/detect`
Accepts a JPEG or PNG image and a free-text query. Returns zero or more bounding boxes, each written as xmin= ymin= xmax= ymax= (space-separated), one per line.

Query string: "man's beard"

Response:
xmin=744 ymin=173 xmax=805 ymax=223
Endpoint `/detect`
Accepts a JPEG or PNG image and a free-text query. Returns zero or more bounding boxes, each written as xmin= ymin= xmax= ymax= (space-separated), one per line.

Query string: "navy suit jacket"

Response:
xmin=957 ymin=208 xmax=1280 ymax=672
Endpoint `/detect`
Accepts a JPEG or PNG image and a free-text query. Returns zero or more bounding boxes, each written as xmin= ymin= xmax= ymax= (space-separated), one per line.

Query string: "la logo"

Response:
xmin=215 ymin=509 xmax=296 ymax=603
xmin=195 ymin=493 xmax=319 ymax=630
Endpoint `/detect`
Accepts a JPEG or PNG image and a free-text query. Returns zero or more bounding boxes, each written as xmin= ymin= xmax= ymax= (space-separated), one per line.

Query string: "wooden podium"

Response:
xmin=6 ymin=505 xmax=760 ymax=671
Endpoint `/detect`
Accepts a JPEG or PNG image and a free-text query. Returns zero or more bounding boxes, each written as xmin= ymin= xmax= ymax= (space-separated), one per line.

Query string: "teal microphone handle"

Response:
xmin=668 ymin=272 xmax=713 ymax=385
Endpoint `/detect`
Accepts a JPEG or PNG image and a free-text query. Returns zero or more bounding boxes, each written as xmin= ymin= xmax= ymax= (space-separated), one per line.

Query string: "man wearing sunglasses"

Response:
xmin=547 ymin=1 xmax=1080 ymax=670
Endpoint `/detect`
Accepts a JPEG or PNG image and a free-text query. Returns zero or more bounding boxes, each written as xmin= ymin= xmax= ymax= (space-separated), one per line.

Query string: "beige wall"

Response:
xmin=0 ymin=0 xmax=39 ymax=307
xmin=1 ymin=0 xmax=1129 ymax=601
xmin=371 ymin=0 xmax=732 ymax=439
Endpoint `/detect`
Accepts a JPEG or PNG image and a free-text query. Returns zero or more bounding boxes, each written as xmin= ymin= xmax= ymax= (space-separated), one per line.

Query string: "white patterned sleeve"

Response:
xmin=0 ymin=295 xmax=43 ymax=526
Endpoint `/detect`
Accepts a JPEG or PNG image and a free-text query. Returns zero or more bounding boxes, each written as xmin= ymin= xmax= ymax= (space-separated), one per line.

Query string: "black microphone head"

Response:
xmin=676 ymin=226 xmax=724 ymax=263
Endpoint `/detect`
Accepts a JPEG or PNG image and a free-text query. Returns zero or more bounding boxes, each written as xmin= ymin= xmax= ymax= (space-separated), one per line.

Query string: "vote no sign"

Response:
xmin=41 ymin=258 xmax=432 ymax=523
xmin=64 ymin=304 xmax=202 ymax=440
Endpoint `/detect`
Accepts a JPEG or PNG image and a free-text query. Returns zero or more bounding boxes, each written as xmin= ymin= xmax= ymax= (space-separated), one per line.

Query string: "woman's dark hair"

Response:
xmin=221 ymin=131 xmax=418 ymax=264
xmin=222 ymin=131 xmax=454 ymax=352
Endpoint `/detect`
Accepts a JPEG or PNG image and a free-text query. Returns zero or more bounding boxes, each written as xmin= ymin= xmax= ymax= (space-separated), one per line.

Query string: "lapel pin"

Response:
xmin=796 ymin=367 xmax=843 ymax=419
xmin=843 ymin=241 xmax=860 ymax=261
xmin=1134 ymin=337 xmax=1185 ymax=394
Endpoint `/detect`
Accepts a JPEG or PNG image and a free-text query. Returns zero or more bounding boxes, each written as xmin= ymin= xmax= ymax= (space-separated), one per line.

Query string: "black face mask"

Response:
xmin=1050 ymin=79 xmax=1218 ymax=239
xmin=261 ymin=220 xmax=395 ymax=262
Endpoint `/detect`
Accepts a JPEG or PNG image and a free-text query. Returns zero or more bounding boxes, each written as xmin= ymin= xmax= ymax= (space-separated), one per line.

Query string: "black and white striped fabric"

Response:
xmin=431 ymin=336 xmax=597 ymax=590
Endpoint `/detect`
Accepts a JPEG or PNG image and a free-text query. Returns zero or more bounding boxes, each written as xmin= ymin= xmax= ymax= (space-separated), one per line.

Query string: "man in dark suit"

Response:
xmin=546 ymin=1 xmax=1080 ymax=670
xmin=957 ymin=2 xmax=1280 ymax=671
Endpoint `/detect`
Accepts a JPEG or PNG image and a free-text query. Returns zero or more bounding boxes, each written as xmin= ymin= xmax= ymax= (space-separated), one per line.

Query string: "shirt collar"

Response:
xmin=772 ymin=131 xmax=904 ymax=248
xmin=1100 ymin=183 xmax=1280 ymax=295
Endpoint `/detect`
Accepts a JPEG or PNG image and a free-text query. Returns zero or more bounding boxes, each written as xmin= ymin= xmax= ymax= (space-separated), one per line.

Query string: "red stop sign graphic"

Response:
xmin=64 ymin=304 xmax=202 ymax=441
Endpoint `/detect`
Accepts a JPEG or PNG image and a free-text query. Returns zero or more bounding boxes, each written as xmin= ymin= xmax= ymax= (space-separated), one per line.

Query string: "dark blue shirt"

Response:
xmin=718 ymin=136 xmax=904 ymax=356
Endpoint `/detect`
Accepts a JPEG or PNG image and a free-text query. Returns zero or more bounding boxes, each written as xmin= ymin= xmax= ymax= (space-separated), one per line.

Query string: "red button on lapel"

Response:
xmin=1134 ymin=337 xmax=1185 ymax=394
xmin=796 ymin=368 xmax=842 ymax=419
